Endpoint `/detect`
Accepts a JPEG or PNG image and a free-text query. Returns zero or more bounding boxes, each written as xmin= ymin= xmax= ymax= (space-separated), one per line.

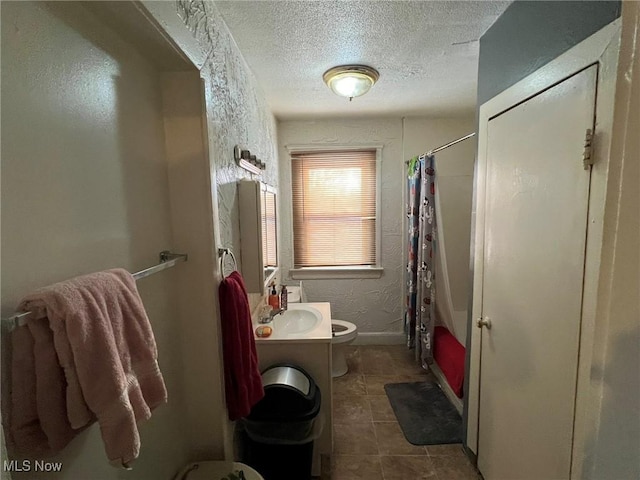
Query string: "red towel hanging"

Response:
xmin=218 ymin=271 xmax=264 ymax=420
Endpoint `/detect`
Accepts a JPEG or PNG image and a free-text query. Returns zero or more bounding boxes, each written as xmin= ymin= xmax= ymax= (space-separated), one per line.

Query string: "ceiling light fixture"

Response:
xmin=323 ymin=65 xmax=379 ymax=101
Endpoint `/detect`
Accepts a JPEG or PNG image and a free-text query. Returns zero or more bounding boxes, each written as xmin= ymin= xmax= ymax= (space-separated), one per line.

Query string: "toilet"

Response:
xmin=331 ymin=319 xmax=358 ymax=377
xmin=175 ymin=461 xmax=264 ymax=480
xmin=286 ymin=282 xmax=359 ymax=378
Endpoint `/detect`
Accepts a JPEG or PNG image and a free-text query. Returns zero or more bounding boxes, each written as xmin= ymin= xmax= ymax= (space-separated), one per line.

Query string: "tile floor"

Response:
xmin=320 ymin=345 xmax=481 ymax=480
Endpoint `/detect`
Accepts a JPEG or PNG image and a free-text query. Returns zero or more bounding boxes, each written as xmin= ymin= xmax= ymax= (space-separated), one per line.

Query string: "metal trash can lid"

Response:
xmin=262 ymin=365 xmax=310 ymax=396
xmin=248 ymin=364 xmax=321 ymax=422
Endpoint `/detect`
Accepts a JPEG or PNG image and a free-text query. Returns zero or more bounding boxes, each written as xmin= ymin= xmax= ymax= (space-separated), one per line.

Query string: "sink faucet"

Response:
xmin=270 ymin=308 xmax=285 ymax=319
xmin=259 ymin=308 xmax=285 ymax=324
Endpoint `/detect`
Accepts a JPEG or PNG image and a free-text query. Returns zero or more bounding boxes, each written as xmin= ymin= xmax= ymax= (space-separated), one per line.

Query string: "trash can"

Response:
xmin=241 ymin=364 xmax=322 ymax=480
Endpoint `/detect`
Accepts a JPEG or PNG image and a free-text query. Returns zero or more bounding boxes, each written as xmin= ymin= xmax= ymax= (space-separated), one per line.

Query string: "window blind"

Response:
xmin=291 ymin=149 xmax=377 ymax=267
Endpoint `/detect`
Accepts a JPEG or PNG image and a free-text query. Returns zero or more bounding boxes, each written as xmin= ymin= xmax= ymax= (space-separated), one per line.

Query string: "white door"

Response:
xmin=477 ymin=65 xmax=597 ymax=480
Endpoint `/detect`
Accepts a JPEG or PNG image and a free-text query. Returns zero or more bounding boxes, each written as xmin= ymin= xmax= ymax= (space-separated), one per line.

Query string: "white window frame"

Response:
xmin=286 ymin=144 xmax=383 ymax=279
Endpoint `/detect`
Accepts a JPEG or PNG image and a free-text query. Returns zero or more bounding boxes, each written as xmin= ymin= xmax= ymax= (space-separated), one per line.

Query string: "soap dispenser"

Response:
xmin=280 ymin=285 xmax=288 ymax=311
xmin=268 ymin=283 xmax=280 ymax=309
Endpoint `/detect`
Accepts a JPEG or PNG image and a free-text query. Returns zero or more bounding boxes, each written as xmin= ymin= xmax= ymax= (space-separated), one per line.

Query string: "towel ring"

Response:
xmin=218 ymin=248 xmax=238 ymax=278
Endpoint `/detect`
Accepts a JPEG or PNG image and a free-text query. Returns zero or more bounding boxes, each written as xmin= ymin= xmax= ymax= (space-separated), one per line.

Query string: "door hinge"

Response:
xmin=583 ymin=128 xmax=594 ymax=170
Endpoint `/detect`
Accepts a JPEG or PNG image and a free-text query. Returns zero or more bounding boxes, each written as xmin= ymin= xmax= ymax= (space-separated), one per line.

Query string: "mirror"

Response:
xmin=261 ymin=185 xmax=278 ymax=283
xmin=238 ymin=180 xmax=278 ymax=293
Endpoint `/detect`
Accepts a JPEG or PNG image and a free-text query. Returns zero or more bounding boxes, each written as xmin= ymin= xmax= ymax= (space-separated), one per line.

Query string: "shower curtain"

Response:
xmin=405 ymin=154 xmax=436 ymax=368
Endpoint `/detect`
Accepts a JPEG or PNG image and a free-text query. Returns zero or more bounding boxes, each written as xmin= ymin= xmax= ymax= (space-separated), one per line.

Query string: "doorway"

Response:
xmin=477 ymin=65 xmax=597 ymax=480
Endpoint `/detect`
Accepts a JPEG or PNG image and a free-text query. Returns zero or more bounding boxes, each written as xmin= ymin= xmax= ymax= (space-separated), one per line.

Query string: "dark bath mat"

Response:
xmin=384 ymin=381 xmax=462 ymax=445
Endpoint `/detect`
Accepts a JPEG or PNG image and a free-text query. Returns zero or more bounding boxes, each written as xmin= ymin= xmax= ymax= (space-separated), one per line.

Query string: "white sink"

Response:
xmin=254 ymin=302 xmax=331 ymax=342
xmin=273 ymin=306 xmax=322 ymax=334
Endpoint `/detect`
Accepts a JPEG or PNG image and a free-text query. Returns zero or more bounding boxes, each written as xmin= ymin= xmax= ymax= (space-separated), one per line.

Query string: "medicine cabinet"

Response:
xmin=238 ymin=180 xmax=278 ymax=293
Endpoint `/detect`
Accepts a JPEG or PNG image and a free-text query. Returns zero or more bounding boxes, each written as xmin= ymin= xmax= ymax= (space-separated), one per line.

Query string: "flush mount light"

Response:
xmin=323 ymin=65 xmax=379 ymax=100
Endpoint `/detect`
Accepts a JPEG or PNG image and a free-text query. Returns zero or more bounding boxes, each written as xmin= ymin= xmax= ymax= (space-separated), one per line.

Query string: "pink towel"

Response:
xmin=13 ymin=268 xmax=167 ymax=466
xmin=219 ymin=271 xmax=264 ymax=420
xmin=9 ymin=318 xmax=78 ymax=456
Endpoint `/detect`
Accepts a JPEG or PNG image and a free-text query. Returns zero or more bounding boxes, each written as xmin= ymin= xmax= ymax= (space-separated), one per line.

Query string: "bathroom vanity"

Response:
xmin=253 ymin=302 xmax=333 ymax=476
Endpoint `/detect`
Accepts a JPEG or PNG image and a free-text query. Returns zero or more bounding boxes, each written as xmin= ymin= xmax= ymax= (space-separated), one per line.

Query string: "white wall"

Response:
xmin=1 ymin=2 xmax=189 ymax=478
xmin=277 ymin=116 xmax=475 ymax=343
xmin=584 ymin=4 xmax=639 ymax=477
xmin=1 ymin=2 xmax=281 ymax=476
xmin=160 ymin=71 xmax=228 ymax=463
xmin=403 ymin=117 xmax=475 ymax=344
xmin=174 ymin=0 xmax=280 ymax=460
xmin=278 ymin=118 xmax=405 ymax=341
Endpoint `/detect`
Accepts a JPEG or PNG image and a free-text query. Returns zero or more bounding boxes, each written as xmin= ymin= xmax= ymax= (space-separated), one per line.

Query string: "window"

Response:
xmin=291 ymin=149 xmax=377 ymax=269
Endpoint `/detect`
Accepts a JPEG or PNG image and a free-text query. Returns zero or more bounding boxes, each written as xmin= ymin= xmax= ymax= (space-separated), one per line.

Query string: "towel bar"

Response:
xmin=1 ymin=250 xmax=188 ymax=329
xmin=218 ymin=248 xmax=238 ymax=278
xmin=132 ymin=251 xmax=187 ymax=281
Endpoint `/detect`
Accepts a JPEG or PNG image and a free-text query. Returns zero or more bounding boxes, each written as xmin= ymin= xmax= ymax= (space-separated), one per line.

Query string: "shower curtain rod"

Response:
xmin=406 ymin=132 xmax=476 ymax=163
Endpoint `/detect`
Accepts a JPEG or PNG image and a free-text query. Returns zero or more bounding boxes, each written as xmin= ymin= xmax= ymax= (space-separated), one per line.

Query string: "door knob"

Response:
xmin=476 ymin=317 xmax=492 ymax=329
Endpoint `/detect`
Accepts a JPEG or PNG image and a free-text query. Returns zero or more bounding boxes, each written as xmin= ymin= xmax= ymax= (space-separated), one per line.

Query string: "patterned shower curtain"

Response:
xmin=405 ymin=154 xmax=437 ymax=368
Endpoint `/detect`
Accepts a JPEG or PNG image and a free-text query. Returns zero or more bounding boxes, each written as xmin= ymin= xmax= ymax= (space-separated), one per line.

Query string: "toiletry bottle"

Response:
xmin=280 ymin=285 xmax=288 ymax=310
xmin=268 ymin=283 xmax=280 ymax=309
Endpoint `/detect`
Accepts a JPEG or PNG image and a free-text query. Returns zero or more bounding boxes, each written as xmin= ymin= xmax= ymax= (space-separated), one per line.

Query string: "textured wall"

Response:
xmin=177 ymin=0 xmax=279 ymax=306
xmin=278 ymin=119 xmax=405 ymax=338
xmin=278 ymin=117 xmax=476 ymax=340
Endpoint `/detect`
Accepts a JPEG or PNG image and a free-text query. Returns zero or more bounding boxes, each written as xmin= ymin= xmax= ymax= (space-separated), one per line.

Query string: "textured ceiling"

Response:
xmin=214 ymin=1 xmax=511 ymax=119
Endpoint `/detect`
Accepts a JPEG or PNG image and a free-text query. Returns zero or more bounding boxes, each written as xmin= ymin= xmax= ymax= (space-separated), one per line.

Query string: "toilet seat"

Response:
xmin=331 ymin=320 xmax=357 ymax=344
xmin=175 ymin=461 xmax=263 ymax=480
